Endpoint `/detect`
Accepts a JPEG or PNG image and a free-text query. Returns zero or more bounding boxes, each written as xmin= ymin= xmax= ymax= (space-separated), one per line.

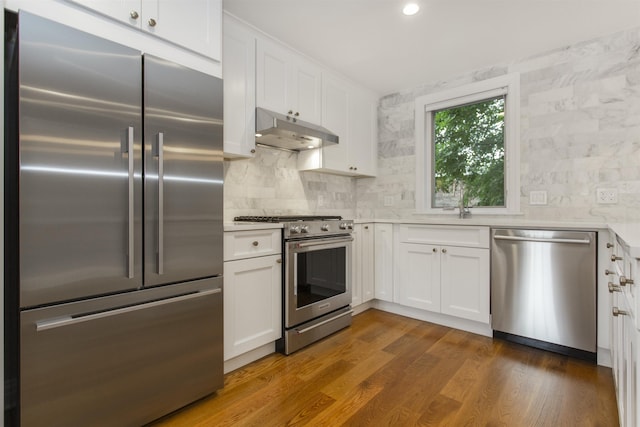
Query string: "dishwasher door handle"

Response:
xmin=493 ymin=235 xmax=591 ymax=245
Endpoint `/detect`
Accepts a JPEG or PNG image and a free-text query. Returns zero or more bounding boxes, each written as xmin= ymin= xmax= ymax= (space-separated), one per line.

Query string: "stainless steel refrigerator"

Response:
xmin=5 ymin=11 xmax=224 ymax=426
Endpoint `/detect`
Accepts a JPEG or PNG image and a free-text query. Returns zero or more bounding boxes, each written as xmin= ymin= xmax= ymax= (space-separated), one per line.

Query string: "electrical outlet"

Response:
xmin=529 ymin=190 xmax=547 ymax=205
xmin=383 ymin=196 xmax=394 ymax=207
xmin=596 ymin=188 xmax=618 ymax=204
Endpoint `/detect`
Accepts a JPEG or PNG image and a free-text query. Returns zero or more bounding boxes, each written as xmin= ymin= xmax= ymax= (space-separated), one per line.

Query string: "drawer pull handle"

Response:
xmin=609 ymin=283 xmax=622 ymax=293
xmin=613 ymin=307 xmax=628 ymax=317
xmin=607 ymin=243 xmax=614 ymax=248
xmin=611 ymin=254 xmax=623 ymax=262
xmin=252 ymin=241 xmax=259 ymax=247
xmin=620 ymin=276 xmax=634 ymax=286
xmin=605 ymin=269 xmax=613 ymax=276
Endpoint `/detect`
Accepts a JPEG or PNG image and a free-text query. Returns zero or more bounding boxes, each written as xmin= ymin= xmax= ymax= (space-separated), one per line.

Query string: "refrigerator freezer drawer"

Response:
xmin=20 ymin=277 xmax=223 ymax=427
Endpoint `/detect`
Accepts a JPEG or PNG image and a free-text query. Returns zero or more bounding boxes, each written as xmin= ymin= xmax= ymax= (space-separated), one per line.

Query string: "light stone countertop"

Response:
xmin=608 ymin=223 xmax=640 ymax=259
xmin=223 ymin=222 xmax=283 ymax=232
xmin=354 ymin=217 xmax=608 ymax=230
xmin=224 ymin=218 xmax=640 ymax=259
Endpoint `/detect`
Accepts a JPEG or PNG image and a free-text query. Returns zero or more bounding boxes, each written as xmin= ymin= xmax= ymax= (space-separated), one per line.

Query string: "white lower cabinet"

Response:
xmin=224 ymin=255 xmax=282 ymax=360
xmin=223 ymin=229 xmax=282 ymax=362
xmin=352 ymin=223 xmax=374 ymax=308
xmin=396 ymin=225 xmax=490 ymax=324
xmin=440 ymin=245 xmax=490 ymax=323
xmin=607 ymin=230 xmax=640 ymax=427
xmin=374 ymin=223 xmax=394 ymax=302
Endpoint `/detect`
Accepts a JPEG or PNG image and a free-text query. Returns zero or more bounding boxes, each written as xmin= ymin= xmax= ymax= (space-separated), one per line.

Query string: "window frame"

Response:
xmin=415 ymin=73 xmax=520 ymax=215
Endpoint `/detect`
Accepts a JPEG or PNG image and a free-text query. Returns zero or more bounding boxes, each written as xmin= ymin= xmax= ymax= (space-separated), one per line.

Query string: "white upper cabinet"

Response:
xmin=256 ymin=38 xmax=322 ymax=124
xmin=223 ymin=13 xmax=256 ymax=158
xmin=68 ymin=0 xmax=222 ymax=60
xmin=298 ymin=71 xmax=378 ymax=177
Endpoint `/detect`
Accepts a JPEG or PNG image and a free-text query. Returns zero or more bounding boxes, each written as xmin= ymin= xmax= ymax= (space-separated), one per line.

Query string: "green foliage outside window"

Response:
xmin=433 ymin=96 xmax=505 ymax=208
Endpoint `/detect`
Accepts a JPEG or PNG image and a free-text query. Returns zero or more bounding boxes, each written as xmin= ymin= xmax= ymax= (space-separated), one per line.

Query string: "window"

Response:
xmin=415 ymin=74 xmax=520 ymax=215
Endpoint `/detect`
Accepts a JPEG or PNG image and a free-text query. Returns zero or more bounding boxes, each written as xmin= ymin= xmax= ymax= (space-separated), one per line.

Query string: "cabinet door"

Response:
xmin=625 ymin=312 xmax=637 ymax=427
xmin=440 ymin=246 xmax=490 ymax=323
xmin=223 ymin=15 xmax=256 ymax=158
xmin=374 ymin=224 xmax=393 ymax=302
xmin=397 ymin=243 xmax=440 ymax=311
xmin=292 ymin=57 xmax=322 ymax=124
xmin=320 ymin=72 xmax=349 ymax=172
xmin=143 ymin=0 xmax=221 ymax=60
xmin=361 ymin=224 xmax=375 ymax=302
xmin=224 ymin=255 xmax=282 ymax=360
xmin=256 ymin=38 xmax=290 ymax=115
xmin=68 ymin=0 xmax=141 ymax=26
xmin=348 ymin=89 xmax=377 ymax=177
xmin=351 ymin=225 xmax=362 ymax=307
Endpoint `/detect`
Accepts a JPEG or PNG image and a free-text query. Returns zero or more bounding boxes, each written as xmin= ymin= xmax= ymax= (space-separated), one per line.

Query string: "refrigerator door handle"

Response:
xmin=35 ymin=288 xmax=222 ymax=332
xmin=154 ymin=132 xmax=165 ymax=274
xmin=125 ymin=126 xmax=135 ymax=278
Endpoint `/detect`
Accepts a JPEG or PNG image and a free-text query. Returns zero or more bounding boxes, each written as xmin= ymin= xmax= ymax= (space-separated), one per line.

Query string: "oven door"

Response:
xmin=285 ymin=235 xmax=353 ymax=328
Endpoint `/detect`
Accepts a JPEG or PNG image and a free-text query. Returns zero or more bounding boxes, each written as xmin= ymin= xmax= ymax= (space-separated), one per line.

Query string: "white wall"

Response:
xmin=357 ymin=26 xmax=640 ymax=223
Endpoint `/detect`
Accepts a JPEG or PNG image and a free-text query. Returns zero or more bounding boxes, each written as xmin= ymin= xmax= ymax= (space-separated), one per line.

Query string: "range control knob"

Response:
xmin=347 ymin=224 xmax=353 ymax=230
xmin=289 ymin=225 xmax=300 ymax=234
xmin=321 ymin=224 xmax=330 ymax=231
xmin=300 ymin=225 xmax=309 ymax=233
xmin=339 ymin=222 xmax=348 ymax=230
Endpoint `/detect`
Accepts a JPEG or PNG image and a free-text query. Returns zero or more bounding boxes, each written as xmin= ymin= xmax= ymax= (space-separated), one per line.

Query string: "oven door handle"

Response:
xmin=294 ymin=236 xmax=354 ymax=248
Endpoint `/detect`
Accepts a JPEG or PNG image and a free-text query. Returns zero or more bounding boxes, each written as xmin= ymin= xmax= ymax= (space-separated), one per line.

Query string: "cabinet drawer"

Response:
xmin=399 ymin=225 xmax=490 ymax=248
xmin=224 ymin=229 xmax=281 ymax=261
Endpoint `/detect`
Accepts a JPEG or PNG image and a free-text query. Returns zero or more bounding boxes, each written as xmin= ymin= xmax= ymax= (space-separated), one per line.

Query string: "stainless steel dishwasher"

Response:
xmin=491 ymin=228 xmax=596 ymax=360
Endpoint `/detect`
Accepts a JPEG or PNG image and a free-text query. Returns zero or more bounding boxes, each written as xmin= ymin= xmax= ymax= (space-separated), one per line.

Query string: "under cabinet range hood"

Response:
xmin=255 ymin=107 xmax=339 ymax=151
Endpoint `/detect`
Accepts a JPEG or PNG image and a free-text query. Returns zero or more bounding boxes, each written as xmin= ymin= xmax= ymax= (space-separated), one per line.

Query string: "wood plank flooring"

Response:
xmin=150 ymin=309 xmax=619 ymax=427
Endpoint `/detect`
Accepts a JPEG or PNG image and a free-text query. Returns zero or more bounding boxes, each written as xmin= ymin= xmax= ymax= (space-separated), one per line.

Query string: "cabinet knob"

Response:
xmin=432 ymin=248 xmax=437 ymax=253
xmin=276 ymin=259 xmax=282 ymax=264
xmin=611 ymin=254 xmax=622 ymax=262
xmin=148 ymin=18 xmax=157 ymax=27
xmin=620 ymin=276 xmax=634 ymax=286
xmin=609 ymin=282 xmax=622 ymax=293
xmin=607 ymin=243 xmax=614 ymax=248
xmin=294 ymin=112 xmax=300 ymax=117
xmin=364 ymin=226 xmax=369 ymax=230
xmin=613 ymin=307 xmax=628 ymax=317
xmin=442 ymin=248 xmax=447 ymax=253
xmin=252 ymin=241 xmax=259 ymax=247
xmin=605 ymin=269 xmax=613 ymax=276
xmin=130 ymin=10 xmax=139 ymax=19
xmin=250 ymin=149 xmax=256 ymax=154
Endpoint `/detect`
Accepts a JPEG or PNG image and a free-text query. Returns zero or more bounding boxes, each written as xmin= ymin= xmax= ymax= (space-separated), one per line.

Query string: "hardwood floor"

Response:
xmin=150 ymin=309 xmax=619 ymax=426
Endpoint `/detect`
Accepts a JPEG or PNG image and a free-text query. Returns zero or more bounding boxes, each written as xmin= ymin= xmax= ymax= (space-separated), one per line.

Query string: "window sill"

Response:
xmin=413 ymin=209 xmax=523 ymax=216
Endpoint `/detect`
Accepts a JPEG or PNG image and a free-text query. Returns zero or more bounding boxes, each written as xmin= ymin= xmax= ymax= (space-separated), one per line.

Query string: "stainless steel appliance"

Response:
xmin=5 ymin=12 xmax=224 ymax=426
xmin=491 ymin=228 xmax=597 ymax=360
xmin=254 ymin=107 xmax=339 ymax=151
xmin=234 ymin=216 xmax=353 ymax=354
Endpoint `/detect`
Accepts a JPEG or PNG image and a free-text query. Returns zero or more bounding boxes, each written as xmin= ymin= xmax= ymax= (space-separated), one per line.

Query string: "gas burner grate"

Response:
xmin=234 ymin=215 xmax=342 ymax=223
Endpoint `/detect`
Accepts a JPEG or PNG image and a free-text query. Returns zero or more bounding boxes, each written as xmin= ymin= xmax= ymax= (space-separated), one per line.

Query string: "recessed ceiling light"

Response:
xmin=402 ymin=3 xmax=420 ymax=16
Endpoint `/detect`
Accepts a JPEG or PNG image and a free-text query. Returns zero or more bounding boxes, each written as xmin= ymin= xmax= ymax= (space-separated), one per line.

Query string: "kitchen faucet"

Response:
xmin=458 ymin=181 xmax=471 ymax=219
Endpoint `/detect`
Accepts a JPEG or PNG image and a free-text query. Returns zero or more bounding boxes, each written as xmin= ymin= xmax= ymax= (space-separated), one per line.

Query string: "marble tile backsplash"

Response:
xmin=357 ymin=26 xmax=640 ymax=223
xmin=224 ymin=146 xmax=356 ymax=221
xmin=226 ymin=26 xmax=640 ymax=224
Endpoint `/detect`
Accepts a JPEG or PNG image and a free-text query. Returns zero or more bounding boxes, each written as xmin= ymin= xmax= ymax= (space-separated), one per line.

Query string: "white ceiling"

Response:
xmin=223 ymin=0 xmax=640 ymax=96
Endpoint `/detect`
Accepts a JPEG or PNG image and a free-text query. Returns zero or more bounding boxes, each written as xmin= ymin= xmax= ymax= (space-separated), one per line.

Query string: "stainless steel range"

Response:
xmin=234 ymin=216 xmax=354 ymax=354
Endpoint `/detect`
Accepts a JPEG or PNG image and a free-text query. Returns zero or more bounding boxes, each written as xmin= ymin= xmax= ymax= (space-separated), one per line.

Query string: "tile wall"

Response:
xmin=224 ymin=146 xmax=356 ymax=221
xmin=225 ymin=26 xmax=640 ymax=224
xmin=357 ymin=26 xmax=640 ymax=223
